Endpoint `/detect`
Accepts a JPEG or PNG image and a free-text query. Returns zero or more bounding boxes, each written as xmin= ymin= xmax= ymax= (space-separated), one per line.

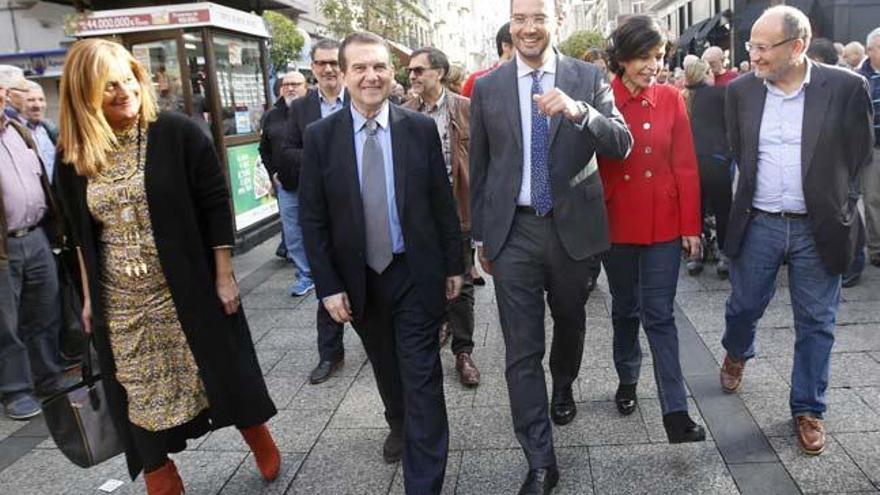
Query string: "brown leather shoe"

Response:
xmin=439 ymin=323 xmax=451 ymax=347
xmin=720 ymin=354 xmax=745 ymax=393
xmin=795 ymin=415 xmax=826 ymax=455
xmin=456 ymin=353 xmax=480 ymax=387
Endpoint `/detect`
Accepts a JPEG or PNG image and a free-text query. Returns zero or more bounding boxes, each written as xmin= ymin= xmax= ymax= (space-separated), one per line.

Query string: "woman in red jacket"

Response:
xmin=600 ymin=15 xmax=705 ymax=443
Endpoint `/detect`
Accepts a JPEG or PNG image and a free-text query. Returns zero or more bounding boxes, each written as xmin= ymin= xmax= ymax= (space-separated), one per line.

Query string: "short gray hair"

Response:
xmin=24 ymin=80 xmax=42 ymax=92
xmin=0 ymin=64 xmax=24 ymax=89
xmin=764 ymin=5 xmax=812 ymax=46
xmin=868 ymin=27 xmax=880 ymax=47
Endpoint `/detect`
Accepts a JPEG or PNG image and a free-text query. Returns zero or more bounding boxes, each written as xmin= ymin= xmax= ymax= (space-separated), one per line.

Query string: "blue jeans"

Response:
xmin=277 ymin=186 xmax=312 ymax=285
xmin=723 ymin=213 xmax=840 ymax=418
xmin=602 ymin=240 xmax=688 ymax=415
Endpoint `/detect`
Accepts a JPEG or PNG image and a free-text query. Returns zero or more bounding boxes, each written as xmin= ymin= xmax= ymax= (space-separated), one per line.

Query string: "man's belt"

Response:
xmin=752 ymin=208 xmax=808 ymax=219
xmin=516 ymin=205 xmax=553 ymax=217
xmin=7 ymin=225 xmax=38 ymax=238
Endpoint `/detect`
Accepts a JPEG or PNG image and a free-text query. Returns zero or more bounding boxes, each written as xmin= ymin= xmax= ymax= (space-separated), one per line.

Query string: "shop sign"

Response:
xmin=227 ymin=142 xmax=277 ymax=231
xmin=75 ymin=2 xmax=269 ymax=38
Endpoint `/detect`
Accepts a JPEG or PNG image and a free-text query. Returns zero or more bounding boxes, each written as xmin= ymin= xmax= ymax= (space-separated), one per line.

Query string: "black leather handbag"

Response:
xmin=41 ymin=340 xmax=124 ymax=468
xmin=55 ymin=247 xmax=86 ymax=361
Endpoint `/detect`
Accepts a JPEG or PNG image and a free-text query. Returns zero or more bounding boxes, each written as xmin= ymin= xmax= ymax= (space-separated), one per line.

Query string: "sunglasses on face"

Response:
xmin=406 ymin=66 xmax=437 ymax=77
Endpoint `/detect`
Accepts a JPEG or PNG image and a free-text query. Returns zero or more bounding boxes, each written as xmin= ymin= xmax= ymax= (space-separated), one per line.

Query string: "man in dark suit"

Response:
xmin=299 ymin=32 xmax=463 ymax=494
xmin=469 ymin=0 xmax=632 ymax=492
xmin=720 ymin=5 xmax=874 ymax=456
xmin=278 ymin=40 xmax=349 ymax=385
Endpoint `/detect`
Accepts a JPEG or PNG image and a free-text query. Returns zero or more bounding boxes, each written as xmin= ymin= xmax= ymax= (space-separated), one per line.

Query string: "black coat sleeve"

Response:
xmin=182 ymin=119 xmax=235 ymax=248
xmin=277 ymin=101 xmax=305 ymax=190
xmin=258 ymin=119 xmax=275 ymax=178
xmin=425 ymin=119 xmax=464 ymax=277
xmin=299 ymin=125 xmax=344 ymax=299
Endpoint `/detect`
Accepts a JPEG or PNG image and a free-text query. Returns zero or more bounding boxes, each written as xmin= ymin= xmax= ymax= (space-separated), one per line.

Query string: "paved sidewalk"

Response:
xmin=2 ymin=234 xmax=880 ymax=494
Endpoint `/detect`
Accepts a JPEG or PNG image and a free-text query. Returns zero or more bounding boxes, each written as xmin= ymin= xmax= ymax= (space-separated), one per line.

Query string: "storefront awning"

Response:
xmin=74 ymin=2 xmax=270 ymax=38
xmin=676 ymin=10 xmax=730 ymax=53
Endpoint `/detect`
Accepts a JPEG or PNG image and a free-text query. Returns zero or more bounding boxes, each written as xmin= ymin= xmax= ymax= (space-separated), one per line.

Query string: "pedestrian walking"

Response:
xmin=469 ymin=0 xmax=633 ymax=491
xmin=53 ymin=39 xmax=280 ymax=493
xmin=720 ymin=6 xmax=874 ymax=455
xmin=858 ymin=28 xmax=880 ymax=268
xmin=599 ymin=15 xmax=706 ymax=444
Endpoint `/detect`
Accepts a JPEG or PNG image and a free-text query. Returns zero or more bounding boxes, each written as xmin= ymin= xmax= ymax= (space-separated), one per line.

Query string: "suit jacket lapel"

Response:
xmin=389 ymin=105 xmax=406 ymax=220
xmin=549 ymin=55 xmax=575 ymax=147
xmin=338 ymin=111 xmax=365 ymax=244
xmin=498 ymin=61 xmax=523 ymax=151
xmin=801 ymin=63 xmax=829 ymax=179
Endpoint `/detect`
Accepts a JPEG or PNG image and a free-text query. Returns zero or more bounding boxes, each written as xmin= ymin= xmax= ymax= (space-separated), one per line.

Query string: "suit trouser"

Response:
xmin=0 ymin=227 xmax=63 ymax=400
xmin=492 ymin=212 xmax=592 ymax=469
xmin=316 ymin=305 xmax=345 ymax=362
xmin=446 ymin=231 xmax=475 ymax=355
xmin=352 ymin=255 xmax=448 ymax=495
xmin=863 ymin=148 xmax=880 ymax=257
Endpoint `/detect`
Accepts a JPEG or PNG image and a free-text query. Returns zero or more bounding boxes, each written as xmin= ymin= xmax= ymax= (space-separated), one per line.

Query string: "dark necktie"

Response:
xmin=530 ymin=70 xmax=553 ymax=216
xmin=361 ymin=119 xmax=393 ymax=273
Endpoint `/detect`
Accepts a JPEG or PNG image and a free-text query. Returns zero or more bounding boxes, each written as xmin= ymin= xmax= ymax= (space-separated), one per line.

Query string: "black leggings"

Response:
xmin=128 ymin=409 xmax=212 ymax=473
xmin=698 ymin=155 xmax=732 ymax=250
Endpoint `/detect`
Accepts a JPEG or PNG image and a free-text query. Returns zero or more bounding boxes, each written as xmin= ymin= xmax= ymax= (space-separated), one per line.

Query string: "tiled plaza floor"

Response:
xmin=2 ymin=234 xmax=880 ymax=494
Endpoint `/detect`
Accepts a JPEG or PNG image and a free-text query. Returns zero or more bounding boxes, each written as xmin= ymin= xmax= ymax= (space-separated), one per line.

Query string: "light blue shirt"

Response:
xmin=753 ymin=63 xmax=812 ymax=214
xmin=27 ymin=122 xmax=55 ymax=183
xmin=319 ymin=88 xmax=345 ymax=119
xmin=351 ymin=102 xmax=404 ymax=253
xmin=516 ymin=54 xmax=556 ymax=206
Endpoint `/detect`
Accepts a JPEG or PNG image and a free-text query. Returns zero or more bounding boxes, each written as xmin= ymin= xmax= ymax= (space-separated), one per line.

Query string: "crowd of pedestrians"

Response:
xmin=0 ymin=0 xmax=878 ymax=494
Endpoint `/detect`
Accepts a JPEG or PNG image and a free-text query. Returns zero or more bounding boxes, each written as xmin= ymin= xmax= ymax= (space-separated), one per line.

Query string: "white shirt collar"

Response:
xmin=319 ymin=87 xmax=345 ymax=105
xmin=516 ymin=51 xmax=557 ymax=79
xmin=351 ymin=100 xmax=390 ymax=132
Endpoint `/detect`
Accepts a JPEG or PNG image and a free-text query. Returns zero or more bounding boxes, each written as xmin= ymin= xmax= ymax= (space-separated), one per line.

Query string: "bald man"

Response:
xmin=843 ymin=41 xmax=866 ymax=70
xmin=702 ymin=46 xmax=737 ymax=86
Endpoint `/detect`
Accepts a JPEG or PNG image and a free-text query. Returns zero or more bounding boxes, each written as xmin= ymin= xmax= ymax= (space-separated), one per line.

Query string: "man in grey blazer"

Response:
xmin=720 ymin=6 xmax=874 ymax=456
xmin=469 ymin=0 xmax=632 ymax=491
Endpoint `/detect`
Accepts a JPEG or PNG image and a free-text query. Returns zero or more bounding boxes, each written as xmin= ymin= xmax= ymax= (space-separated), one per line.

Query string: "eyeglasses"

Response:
xmin=405 ymin=66 xmax=438 ymax=77
xmin=745 ymin=37 xmax=798 ymax=54
xmin=510 ymin=15 xmax=548 ymax=27
xmin=312 ymin=60 xmax=339 ymax=68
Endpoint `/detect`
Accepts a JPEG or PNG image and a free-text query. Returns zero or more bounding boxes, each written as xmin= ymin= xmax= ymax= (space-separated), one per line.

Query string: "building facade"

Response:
xmin=429 ymin=0 xmax=509 ymax=72
xmin=560 ymin=0 xmax=649 ymax=38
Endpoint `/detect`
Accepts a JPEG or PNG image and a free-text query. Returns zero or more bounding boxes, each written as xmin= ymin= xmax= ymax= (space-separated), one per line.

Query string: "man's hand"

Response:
xmin=477 ymin=246 xmax=493 ymax=276
xmin=323 ymin=292 xmax=352 ymax=323
xmin=682 ymin=236 xmax=701 ymax=259
xmin=446 ymin=275 xmax=463 ymax=300
xmin=533 ymin=89 xmax=586 ymax=123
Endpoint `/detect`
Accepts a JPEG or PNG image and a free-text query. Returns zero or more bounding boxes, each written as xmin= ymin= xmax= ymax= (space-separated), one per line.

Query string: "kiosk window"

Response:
xmin=130 ymin=39 xmax=184 ymax=114
xmin=183 ymin=32 xmax=213 ymax=137
xmin=213 ymin=34 xmax=265 ymax=136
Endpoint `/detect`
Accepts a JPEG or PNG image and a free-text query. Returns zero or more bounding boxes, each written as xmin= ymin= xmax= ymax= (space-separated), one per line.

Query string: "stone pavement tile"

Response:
xmin=833 ymin=324 xmax=880 ymax=353
xmin=242 ymin=287 xmax=300 ymax=310
xmin=0 ymin=417 xmax=25 ymax=441
xmin=726 ymin=462 xmax=800 ymax=495
xmin=200 ymin=409 xmax=331 ymax=454
xmin=219 ymin=452 xmax=305 ymax=495
xmin=287 ymin=373 xmax=356 ymax=411
xmin=449 ymin=405 xmax=520 ymax=450
xmin=271 ymin=348 xmax=366 ymax=378
xmin=585 ymin=293 xmax=609 ymax=318
xmin=837 ymin=301 xmax=880 ymax=325
xmin=639 ymin=398 xmax=712 ymax=444
xmin=456 ymin=447 xmax=593 ymax=495
xmin=841 ymin=282 xmax=880 ymax=302
xmin=769 ymin=435 xmax=875 ymax=493
xmin=737 ymin=358 xmax=790 ymax=394
xmin=554 ymin=401 xmax=649 ymax=447
xmin=255 ymin=347 xmax=287 ymax=375
xmin=388 ymin=450 xmax=462 ymax=495
xmin=836 ymin=432 xmax=880 ymax=487
xmin=287 ymin=428 xmax=396 ymax=494
xmin=0 ymin=449 xmax=129 ymax=494
xmin=579 ymin=366 xmax=662 ymax=401
xmin=264 ymin=374 xmax=306 ymax=410
xmin=247 ymin=309 xmax=313 ymax=332
xmin=438 ymin=355 xmax=478 ymax=409
xmin=590 ymin=441 xmax=738 ymax=495
xmin=831 ymin=352 xmax=880 ymax=388
xmin=472 ymin=371 xmax=581 ymax=407
xmin=855 ymin=387 xmax=880 ymax=415
xmin=255 ymin=326 xmax=319 ymax=351
xmin=743 ymin=387 xmax=880 ymax=437
xmin=329 ymin=372 xmax=389 ymax=429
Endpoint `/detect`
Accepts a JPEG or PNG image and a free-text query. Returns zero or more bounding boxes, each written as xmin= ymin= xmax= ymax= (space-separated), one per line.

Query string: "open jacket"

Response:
xmin=403 ymin=91 xmax=471 ymax=231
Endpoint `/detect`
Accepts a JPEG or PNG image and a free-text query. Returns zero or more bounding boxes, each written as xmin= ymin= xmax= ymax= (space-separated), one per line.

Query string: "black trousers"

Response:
xmin=491 ymin=212 xmax=593 ymax=469
xmin=128 ymin=410 xmax=212 ymax=473
xmin=698 ymin=154 xmax=733 ymax=250
xmin=316 ymin=304 xmax=344 ymax=362
xmin=446 ymin=232 xmax=475 ymax=355
xmin=352 ymin=255 xmax=448 ymax=495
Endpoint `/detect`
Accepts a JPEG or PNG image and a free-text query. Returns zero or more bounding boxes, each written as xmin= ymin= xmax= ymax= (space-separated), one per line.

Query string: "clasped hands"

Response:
xmin=323 ymin=276 xmax=464 ymax=324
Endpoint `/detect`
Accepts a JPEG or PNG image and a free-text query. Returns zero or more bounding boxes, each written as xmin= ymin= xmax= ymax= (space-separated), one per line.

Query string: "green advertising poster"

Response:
xmin=227 ymin=142 xmax=278 ymax=231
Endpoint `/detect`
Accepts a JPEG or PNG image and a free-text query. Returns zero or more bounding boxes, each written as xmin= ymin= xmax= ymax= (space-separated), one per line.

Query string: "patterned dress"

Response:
xmin=86 ymin=124 xmax=208 ymax=432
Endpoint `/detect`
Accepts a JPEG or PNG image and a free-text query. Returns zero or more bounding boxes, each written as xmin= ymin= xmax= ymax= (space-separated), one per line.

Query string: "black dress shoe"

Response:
xmin=518 ymin=466 xmax=559 ymax=495
xmin=309 ymin=357 xmax=343 ymax=385
xmin=550 ymin=387 xmax=576 ymax=426
xmin=382 ymin=427 xmax=403 ymax=463
xmin=663 ymin=411 xmax=707 ymax=444
xmin=615 ymin=383 xmax=637 ymax=416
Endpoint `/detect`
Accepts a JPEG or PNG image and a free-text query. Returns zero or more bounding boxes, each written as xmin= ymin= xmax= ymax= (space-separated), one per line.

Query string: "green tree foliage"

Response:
xmin=558 ymin=30 xmax=607 ymax=59
xmin=263 ymin=11 xmax=305 ymax=74
xmin=319 ymin=0 xmax=408 ymax=43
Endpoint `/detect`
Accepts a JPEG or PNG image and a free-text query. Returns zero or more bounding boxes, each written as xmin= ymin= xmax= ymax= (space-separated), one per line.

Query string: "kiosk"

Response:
xmin=75 ymin=2 xmax=278 ymax=245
